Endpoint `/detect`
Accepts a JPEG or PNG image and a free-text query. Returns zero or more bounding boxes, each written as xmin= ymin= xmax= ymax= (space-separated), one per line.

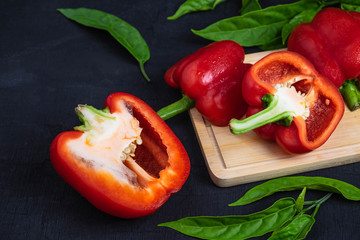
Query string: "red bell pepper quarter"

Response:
xmin=229 ymin=51 xmax=344 ymax=154
xmin=50 ymin=93 xmax=190 ymax=218
xmin=288 ymin=7 xmax=360 ymax=88
xmin=157 ymin=40 xmax=251 ymax=126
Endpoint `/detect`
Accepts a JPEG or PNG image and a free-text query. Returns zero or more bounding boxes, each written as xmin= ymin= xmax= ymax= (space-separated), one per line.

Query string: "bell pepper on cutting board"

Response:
xmin=230 ymin=51 xmax=344 ymax=154
xmin=287 ymin=8 xmax=360 ymax=88
xmin=50 ymin=93 xmax=190 ymax=218
xmin=157 ymin=40 xmax=251 ymax=126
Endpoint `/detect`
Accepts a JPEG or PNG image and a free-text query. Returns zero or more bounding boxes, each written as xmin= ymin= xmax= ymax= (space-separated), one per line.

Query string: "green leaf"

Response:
xmin=229 ymin=176 xmax=360 ymax=206
xmin=192 ymin=0 xmax=321 ymax=47
xmin=268 ymin=214 xmax=315 ymax=240
xmin=240 ymin=0 xmax=262 ymax=15
xmin=58 ymin=8 xmax=151 ymax=82
xmin=342 ymin=3 xmax=360 ymax=11
xmin=281 ymin=8 xmax=319 ymax=44
xmin=341 ymin=0 xmax=360 ymax=11
xmin=259 ymin=36 xmax=285 ymax=51
xmin=159 ymin=198 xmax=296 ymax=240
xmin=295 ymin=187 xmax=306 ymax=213
xmin=167 ymin=0 xmax=227 ymax=20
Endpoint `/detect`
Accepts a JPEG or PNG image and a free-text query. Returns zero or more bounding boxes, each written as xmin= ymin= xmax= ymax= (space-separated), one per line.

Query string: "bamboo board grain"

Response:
xmin=189 ymin=49 xmax=360 ymax=187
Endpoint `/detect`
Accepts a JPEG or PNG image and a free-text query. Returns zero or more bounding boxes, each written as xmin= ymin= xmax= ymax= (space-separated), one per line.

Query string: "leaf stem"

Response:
xmin=311 ymin=193 xmax=332 ymax=217
xmin=301 ymin=193 xmax=333 ymax=215
xmin=139 ymin=62 xmax=151 ymax=83
xmin=304 ymin=200 xmax=317 ymax=205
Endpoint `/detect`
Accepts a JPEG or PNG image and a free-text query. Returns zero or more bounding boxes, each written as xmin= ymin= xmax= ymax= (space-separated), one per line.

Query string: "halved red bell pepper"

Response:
xmin=157 ymin=40 xmax=251 ymax=126
xmin=229 ymin=51 xmax=344 ymax=154
xmin=287 ymin=8 xmax=360 ymax=88
xmin=50 ymin=92 xmax=190 ymax=218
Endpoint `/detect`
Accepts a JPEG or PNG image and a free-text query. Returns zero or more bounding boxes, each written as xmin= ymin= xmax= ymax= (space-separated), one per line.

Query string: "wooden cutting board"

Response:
xmin=189 ymin=49 xmax=360 ymax=187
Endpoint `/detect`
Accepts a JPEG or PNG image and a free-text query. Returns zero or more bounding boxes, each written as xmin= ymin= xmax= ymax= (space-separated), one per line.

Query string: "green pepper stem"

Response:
xmin=74 ymin=105 xmax=114 ymax=132
xmin=157 ymin=94 xmax=196 ymax=121
xmin=339 ymin=78 xmax=360 ymax=111
xmin=139 ymin=62 xmax=151 ymax=83
xmin=230 ymin=94 xmax=294 ymax=135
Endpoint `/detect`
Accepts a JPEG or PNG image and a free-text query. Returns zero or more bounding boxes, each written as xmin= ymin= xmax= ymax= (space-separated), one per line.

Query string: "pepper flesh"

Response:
xmin=230 ymin=51 xmax=344 ymax=154
xmin=287 ymin=8 xmax=360 ymax=88
xmin=162 ymin=40 xmax=251 ymax=126
xmin=50 ymin=92 xmax=190 ymax=218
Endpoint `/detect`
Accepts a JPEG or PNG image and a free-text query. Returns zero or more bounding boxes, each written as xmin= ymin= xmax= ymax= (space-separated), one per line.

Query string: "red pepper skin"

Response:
xmin=165 ymin=40 xmax=251 ymax=126
xmin=50 ymin=93 xmax=190 ymax=218
xmin=242 ymin=51 xmax=344 ymax=154
xmin=288 ymin=8 xmax=360 ymax=88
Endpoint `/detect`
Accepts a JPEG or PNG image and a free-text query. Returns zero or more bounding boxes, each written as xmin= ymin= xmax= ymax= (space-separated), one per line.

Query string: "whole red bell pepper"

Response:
xmin=287 ymin=7 xmax=360 ymax=88
xmin=50 ymin=92 xmax=190 ymax=218
xmin=157 ymin=40 xmax=251 ymax=126
xmin=229 ymin=51 xmax=344 ymax=154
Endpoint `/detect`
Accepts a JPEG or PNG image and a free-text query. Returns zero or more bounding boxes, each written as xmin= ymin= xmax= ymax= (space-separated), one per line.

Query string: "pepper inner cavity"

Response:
xmin=288 ymin=75 xmax=314 ymax=96
xmin=132 ymin=108 xmax=170 ymax=179
xmin=258 ymin=61 xmax=302 ymax=84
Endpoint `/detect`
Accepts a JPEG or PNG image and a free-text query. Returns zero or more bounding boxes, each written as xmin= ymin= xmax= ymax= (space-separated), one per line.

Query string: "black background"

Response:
xmin=1 ymin=0 xmax=360 ymax=239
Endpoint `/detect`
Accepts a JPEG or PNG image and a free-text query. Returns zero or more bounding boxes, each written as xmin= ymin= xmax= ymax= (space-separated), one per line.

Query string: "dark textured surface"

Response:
xmin=1 ymin=0 xmax=359 ymax=239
